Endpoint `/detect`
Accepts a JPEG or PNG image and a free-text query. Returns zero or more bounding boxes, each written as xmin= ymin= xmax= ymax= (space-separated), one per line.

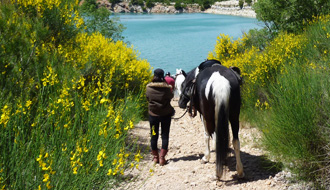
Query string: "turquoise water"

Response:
xmin=118 ymin=13 xmax=261 ymax=74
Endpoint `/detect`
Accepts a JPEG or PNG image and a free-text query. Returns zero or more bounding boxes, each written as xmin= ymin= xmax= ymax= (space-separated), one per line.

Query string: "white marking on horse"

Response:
xmin=205 ymin=72 xmax=230 ymax=104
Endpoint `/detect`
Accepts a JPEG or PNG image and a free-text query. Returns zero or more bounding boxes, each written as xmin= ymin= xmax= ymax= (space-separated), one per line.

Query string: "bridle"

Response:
xmin=180 ymin=79 xmax=197 ymax=118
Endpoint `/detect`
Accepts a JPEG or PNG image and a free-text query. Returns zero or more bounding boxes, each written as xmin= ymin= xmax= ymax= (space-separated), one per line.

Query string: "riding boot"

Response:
xmin=159 ymin=149 xmax=168 ymax=166
xmin=151 ymin=150 xmax=159 ymax=164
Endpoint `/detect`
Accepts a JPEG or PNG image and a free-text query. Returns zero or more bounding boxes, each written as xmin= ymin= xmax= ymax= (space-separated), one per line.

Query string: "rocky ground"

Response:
xmin=204 ymin=0 xmax=256 ymax=18
xmin=115 ymin=99 xmax=313 ymax=190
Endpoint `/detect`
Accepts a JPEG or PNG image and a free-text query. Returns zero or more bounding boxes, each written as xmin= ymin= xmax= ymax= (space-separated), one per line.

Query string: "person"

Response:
xmin=165 ymin=72 xmax=175 ymax=92
xmin=146 ymin=69 xmax=174 ymax=166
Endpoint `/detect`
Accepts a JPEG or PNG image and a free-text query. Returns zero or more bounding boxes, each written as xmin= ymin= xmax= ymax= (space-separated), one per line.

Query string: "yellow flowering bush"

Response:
xmin=0 ymin=1 xmax=151 ymax=189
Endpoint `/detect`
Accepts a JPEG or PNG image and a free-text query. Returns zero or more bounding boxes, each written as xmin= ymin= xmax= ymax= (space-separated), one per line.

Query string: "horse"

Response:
xmin=178 ymin=60 xmax=244 ymax=179
xmin=174 ymin=69 xmax=186 ymax=97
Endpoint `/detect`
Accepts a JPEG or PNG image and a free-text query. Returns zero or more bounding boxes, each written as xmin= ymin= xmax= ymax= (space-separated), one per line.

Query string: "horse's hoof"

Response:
xmin=210 ymin=175 xmax=218 ymax=181
xmin=200 ymin=159 xmax=208 ymax=164
xmin=237 ymin=172 xmax=245 ymax=178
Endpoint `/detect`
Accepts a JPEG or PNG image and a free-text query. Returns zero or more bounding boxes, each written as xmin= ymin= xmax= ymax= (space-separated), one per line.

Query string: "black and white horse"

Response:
xmin=178 ymin=60 xmax=244 ymax=179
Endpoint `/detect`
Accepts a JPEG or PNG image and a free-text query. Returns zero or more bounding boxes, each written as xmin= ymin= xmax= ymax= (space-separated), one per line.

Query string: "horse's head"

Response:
xmin=176 ymin=69 xmax=182 ymax=76
xmin=178 ymin=68 xmax=197 ymax=109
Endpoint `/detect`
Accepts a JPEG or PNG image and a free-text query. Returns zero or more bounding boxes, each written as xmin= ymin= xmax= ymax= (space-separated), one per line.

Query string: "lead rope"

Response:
xmin=171 ymin=109 xmax=188 ymax=120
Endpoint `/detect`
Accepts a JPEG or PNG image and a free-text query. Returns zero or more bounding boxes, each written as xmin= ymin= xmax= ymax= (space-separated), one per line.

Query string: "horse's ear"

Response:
xmin=182 ymin=70 xmax=187 ymax=77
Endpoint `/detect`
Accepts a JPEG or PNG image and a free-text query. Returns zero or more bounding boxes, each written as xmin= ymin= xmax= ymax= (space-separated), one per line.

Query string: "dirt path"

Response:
xmin=118 ymin=99 xmax=304 ymax=190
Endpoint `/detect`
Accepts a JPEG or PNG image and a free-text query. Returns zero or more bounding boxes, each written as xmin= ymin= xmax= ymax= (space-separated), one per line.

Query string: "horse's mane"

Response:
xmin=185 ymin=68 xmax=197 ymax=83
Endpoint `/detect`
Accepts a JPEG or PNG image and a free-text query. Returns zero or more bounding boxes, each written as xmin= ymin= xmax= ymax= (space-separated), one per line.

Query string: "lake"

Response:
xmin=117 ymin=13 xmax=262 ymax=74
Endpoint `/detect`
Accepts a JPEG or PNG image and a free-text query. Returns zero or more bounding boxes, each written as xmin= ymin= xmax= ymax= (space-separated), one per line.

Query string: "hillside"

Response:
xmin=92 ymin=0 xmax=255 ymax=17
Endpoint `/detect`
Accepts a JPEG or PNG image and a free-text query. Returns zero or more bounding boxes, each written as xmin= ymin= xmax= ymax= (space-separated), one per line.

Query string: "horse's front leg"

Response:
xmin=201 ymin=116 xmax=211 ymax=164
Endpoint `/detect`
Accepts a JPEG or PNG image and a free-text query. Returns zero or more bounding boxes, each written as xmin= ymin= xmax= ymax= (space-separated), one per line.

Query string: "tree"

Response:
xmin=146 ymin=0 xmax=154 ymax=8
xmin=245 ymin=0 xmax=252 ymax=6
xmin=239 ymin=0 xmax=244 ymax=9
xmin=175 ymin=1 xmax=183 ymax=10
xmin=254 ymin=0 xmax=330 ymax=33
xmin=202 ymin=0 xmax=211 ymax=10
xmin=79 ymin=0 xmax=125 ymax=41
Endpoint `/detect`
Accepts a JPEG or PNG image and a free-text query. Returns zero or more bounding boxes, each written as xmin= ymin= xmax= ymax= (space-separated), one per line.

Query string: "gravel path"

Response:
xmin=116 ymin=99 xmax=309 ymax=190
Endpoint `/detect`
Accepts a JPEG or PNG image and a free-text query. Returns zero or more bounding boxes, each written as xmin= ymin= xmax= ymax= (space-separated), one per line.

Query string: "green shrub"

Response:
xmin=262 ymin=65 xmax=329 ymax=179
xmin=0 ymin=1 xmax=151 ymax=189
xmin=239 ymin=0 xmax=244 ymax=9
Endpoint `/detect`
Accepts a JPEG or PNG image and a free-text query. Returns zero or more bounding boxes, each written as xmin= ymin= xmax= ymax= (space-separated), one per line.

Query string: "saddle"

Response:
xmin=198 ymin=59 xmax=221 ymax=71
xmin=199 ymin=59 xmax=242 ymax=85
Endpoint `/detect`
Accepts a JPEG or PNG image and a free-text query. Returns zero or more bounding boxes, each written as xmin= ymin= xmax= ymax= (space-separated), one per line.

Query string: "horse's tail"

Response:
xmin=215 ymin=102 xmax=229 ymax=179
xmin=214 ymin=77 xmax=230 ymax=179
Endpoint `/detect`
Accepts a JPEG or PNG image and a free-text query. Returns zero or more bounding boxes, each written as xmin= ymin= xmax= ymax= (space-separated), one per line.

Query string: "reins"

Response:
xmin=172 ymin=79 xmax=197 ymax=120
xmin=188 ymin=80 xmax=197 ymax=117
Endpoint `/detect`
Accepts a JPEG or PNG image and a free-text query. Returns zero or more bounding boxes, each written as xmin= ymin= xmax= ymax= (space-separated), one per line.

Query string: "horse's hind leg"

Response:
xmin=201 ymin=116 xmax=211 ymax=163
xmin=230 ymin=117 xmax=245 ymax=178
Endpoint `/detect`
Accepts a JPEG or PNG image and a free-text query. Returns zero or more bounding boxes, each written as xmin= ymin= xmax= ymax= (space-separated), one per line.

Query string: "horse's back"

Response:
xmin=197 ymin=65 xmax=240 ymax=89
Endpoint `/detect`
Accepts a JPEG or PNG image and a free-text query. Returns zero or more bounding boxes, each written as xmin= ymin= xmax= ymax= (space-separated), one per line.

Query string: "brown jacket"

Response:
xmin=146 ymin=82 xmax=174 ymax=116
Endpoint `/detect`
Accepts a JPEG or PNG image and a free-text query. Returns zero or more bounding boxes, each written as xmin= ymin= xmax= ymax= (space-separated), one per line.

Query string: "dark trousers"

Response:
xmin=149 ymin=114 xmax=172 ymax=151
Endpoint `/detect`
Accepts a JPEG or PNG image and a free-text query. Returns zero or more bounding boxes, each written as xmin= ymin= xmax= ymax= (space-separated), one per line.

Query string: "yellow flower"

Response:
xmin=107 ymin=169 xmax=112 ymax=176
xmin=46 ymin=181 xmax=52 ymax=189
xmin=25 ymin=100 xmax=32 ymax=108
xmin=97 ymin=150 xmax=106 ymax=161
xmin=42 ymin=165 xmax=50 ymax=171
xmin=100 ymin=98 xmax=108 ymax=104
xmin=129 ymin=120 xmax=134 ymax=129
xmin=134 ymin=151 xmax=142 ymax=162
xmin=112 ymin=159 xmax=117 ymax=165
xmin=0 ymin=105 xmax=11 ymax=127
xmin=152 ymin=127 xmax=156 ymax=136
xmin=43 ymin=173 xmax=49 ymax=182
xmin=36 ymin=154 xmax=42 ymax=162
xmin=73 ymin=167 xmax=78 ymax=175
